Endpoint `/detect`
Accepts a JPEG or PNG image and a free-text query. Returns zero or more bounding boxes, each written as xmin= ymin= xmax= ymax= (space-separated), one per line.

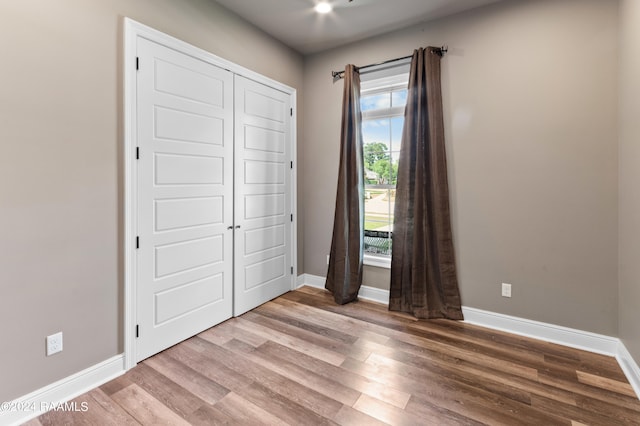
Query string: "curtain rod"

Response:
xmin=331 ymin=45 xmax=448 ymax=79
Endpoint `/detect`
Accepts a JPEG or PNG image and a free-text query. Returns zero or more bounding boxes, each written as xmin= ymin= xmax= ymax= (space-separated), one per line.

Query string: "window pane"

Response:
xmin=364 ymin=188 xmax=394 ymax=256
xmin=392 ymin=89 xmax=408 ymax=108
xmin=364 ymin=189 xmax=391 ymax=228
xmin=372 ymin=158 xmax=393 ymax=185
xmin=389 ymin=153 xmax=400 ymax=186
xmin=361 ymin=93 xmax=390 ymax=111
xmin=363 ymin=118 xmax=391 ymax=185
xmin=362 ymin=119 xmax=390 ymax=145
xmin=391 ymin=116 xmax=404 ymax=152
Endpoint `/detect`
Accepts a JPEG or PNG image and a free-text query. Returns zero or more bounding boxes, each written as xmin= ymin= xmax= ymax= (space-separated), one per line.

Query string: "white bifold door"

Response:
xmin=135 ymin=39 xmax=293 ymax=362
xmin=234 ymin=75 xmax=292 ymax=316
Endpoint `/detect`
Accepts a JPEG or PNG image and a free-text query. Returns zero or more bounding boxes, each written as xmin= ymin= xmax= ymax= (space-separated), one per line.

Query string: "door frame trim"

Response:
xmin=123 ymin=18 xmax=297 ymax=370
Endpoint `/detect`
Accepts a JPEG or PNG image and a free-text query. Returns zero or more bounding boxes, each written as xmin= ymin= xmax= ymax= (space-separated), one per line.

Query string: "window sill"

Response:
xmin=364 ymin=254 xmax=391 ymax=269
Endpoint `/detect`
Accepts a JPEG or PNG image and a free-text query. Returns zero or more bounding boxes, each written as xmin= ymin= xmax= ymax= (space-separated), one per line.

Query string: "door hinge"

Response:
xmin=290 ymin=214 xmax=293 ymax=222
xmin=136 ymin=324 xmax=139 ymax=338
xmin=136 ymin=147 xmax=139 ymax=160
xmin=136 ymin=236 xmax=139 ymax=249
xmin=291 ymin=266 xmax=294 ymax=275
xmin=136 ymin=57 xmax=139 ymax=70
xmin=290 ymin=108 xmax=293 ymax=117
xmin=290 ymin=161 xmax=293 ymax=169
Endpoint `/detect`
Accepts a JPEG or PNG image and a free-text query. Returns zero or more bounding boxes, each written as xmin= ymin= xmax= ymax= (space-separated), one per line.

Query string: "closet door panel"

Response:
xmin=234 ymin=75 xmax=292 ymax=315
xmin=136 ymin=38 xmax=234 ymax=362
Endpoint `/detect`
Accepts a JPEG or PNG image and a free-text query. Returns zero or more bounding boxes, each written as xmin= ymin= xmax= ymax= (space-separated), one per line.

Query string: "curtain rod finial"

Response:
xmin=433 ymin=45 xmax=448 ymax=56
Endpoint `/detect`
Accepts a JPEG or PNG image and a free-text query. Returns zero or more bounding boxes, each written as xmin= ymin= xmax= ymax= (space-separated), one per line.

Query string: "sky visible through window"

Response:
xmin=361 ymin=89 xmax=406 ymax=150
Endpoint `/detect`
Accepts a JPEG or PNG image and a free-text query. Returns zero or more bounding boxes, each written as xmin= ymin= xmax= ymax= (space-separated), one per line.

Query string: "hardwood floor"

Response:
xmin=28 ymin=286 xmax=640 ymax=425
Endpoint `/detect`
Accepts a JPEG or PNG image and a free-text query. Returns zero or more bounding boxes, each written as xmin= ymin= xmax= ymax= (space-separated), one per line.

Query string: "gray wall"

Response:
xmin=618 ymin=0 xmax=640 ymax=363
xmin=0 ymin=0 xmax=303 ymax=402
xmin=303 ymin=0 xmax=619 ymax=335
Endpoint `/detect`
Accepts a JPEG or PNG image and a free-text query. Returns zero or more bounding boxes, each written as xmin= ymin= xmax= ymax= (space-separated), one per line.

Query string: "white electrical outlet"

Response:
xmin=501 ymin=283 xmax=512 ymax=298
xmin=46 ymin=332 xmax=63 ymax=356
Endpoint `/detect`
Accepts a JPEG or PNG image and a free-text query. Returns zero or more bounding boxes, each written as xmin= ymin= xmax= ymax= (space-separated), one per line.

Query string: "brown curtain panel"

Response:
xmin=325 ymin=64 xmax=365 ymax=305
xmin=389 ymin=48 xmax=463 ymax=320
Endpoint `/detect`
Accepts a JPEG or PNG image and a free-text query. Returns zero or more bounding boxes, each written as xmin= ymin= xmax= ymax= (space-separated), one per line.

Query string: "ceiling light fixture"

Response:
xmin=314 ymin=2 xmax=332 ymax=14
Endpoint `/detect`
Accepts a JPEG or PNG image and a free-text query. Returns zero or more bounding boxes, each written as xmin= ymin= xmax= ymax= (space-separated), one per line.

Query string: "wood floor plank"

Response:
xmin=237 ymin=382 xmax=339 ymax=425
xmin=575 ymin=394 xmax=640 ymax=424
xmin=20 ymin=419 xmax=43 ymax=426
xmin=530 ymin=393 xmax=627 ymax=425
xmin=143 ymin=351 xmax=231 ymax=405
xmin=576 ymin=370 xmax=638 ymax=398
xmin=233 ymin=315 xmax=347 ymax=366
xmin=403 ymin=394 xmax=487 ymax=426
xmin=407 ymin=320 xmax=600 ymax=384
xmin=34 ymin=286 xmax=640 ymax=425
xmin=124 ymin=362 xmax=205 ymax=419
xmin=99 ymin=373 xmax=134 ymax=396
xmin=162 ymin=343 xmax=251 ymax=393
xmin=407 ymin=320 xmax=547 ymax=366
xmin=343 ymin=356 xmax=567 ymax=426
xmin=242 ymin=310 xmax=372 ymax=361
xmin=423 ymin=318 xmax=582 ymax=362
xmin=198 ymin=318 xmax=268 ymax=348
xmin=222 ymin=337 xmax=362 ymax=407
xmin=86 ymin=388 xmax=141 ymax=425
xmin=255 ymin=302 xmax=360 ymax=344
xmin=256 ymin=340 xmax=413 ymax=409
xmin=212 ymin=392 xmax=291 ymax=426
xmin=365 ymin=351 xmax=533 ymax=406
xmin=270 ymin=297 xmax=392 ymax=344
xmin=332 ymin=404 xmax=390 ymax=426
xmin=38 ymin=407 xmax=81 ymax=426
xmin=544 ymin=353 xmax=629 ymax=383
xmin=539 ymin=369 xmax=640 ymax=410
xmin=183 ymin=403 xmax=235 ymax=426
xmin=192 ymin=336 xmax=345 ymax=420
xmin=356 ymin=326 xmax=538 ymax=390
xmin=38 ymin=388 xmax=141 ymax=426
xmin=110 ymin=384 xmax=191 ymax=425
xmin=353 ymin=394 xmax=435 ymax=426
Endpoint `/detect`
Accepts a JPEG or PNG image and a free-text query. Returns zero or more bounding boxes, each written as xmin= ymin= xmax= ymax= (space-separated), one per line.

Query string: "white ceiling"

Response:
xmin=214 ymin=0 xmax=504 ymax=54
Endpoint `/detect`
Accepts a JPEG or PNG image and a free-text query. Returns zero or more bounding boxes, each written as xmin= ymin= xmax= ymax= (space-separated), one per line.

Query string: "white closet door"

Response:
xmin=136 ymin=38 xmax=233 ymax=361
xmin=234 ymin=75 xmax=293 ymax=316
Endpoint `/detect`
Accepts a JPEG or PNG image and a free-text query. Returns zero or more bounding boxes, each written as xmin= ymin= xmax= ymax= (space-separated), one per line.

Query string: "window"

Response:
xmin=360 ymin=68 xmax=409 ymax=267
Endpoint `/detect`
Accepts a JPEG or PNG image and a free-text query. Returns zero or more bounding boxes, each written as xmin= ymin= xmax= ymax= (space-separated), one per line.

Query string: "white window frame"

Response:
xmin=360 ymin=65 xmax=409 ymax=269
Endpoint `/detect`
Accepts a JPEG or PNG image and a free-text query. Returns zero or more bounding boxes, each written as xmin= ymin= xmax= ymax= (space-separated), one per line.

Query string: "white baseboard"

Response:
xmin=297 ymin=273 xmax=325 ymax=289
xmin=297 ymin=273 xmax=639 ymax=400
xmin=617 ymin=342 xmax=640 ymax=400
xmin=461 ymin=306 xmax=620 ymax=356
xmin=298 ymin=273 xmax=389 ymax=304
xmin=1 ymin=355 xmax=126 ymax=426
xmin=357 ymin=285 xmax=390 ymax=304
